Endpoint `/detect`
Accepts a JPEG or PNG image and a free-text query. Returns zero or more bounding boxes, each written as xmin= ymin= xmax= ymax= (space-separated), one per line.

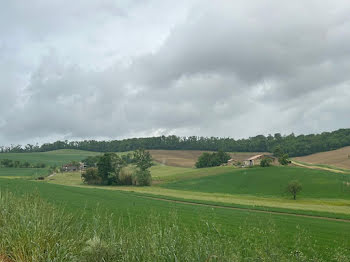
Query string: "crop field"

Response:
xmin=1 ymin=178 xmax=350 ymax=259
xmin=0 ymin=149 xmax=101 ymax=166
xmin=294 ymin=146 xmax=350 ymax=170
xmin=0 ymin=167 xmax=49 ymax=178
xmin=1 ymin=149 xmax=350 ymax=261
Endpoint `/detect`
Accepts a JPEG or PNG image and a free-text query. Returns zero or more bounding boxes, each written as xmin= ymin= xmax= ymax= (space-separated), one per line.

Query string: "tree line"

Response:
xmin=0 ymin=159 xmax=46 ymax=168
xmin=1 ymin=128 xmax=350 ymax=157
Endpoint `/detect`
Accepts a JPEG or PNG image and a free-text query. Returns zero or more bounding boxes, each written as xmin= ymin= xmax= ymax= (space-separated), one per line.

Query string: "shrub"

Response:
xmin=133 ymin=169 xmax=152 ymax=186
xmin=81 ymin=168 xmax=101 ymax=185
xmin=260 ymin=157 xmax=272 ymax=167
xmin=279 ymin=154 xmax=290 ymax=165
xmin=118 ymin=169 xmax=133 ymax=185
xmin=195 ymin=150 xmax=231 ymax=168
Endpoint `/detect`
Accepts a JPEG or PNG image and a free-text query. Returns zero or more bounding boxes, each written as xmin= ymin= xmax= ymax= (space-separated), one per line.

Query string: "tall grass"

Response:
xmin=0 ymin=191 xmax=349 ymax=262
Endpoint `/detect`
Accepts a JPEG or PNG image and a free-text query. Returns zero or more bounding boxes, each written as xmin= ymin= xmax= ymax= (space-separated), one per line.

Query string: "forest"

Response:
xmin=1 ymin=128 xmax=350 ymax=157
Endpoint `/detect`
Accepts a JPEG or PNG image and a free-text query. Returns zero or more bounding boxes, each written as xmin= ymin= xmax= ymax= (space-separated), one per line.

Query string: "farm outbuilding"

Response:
xmin=243 ymin=154 xmax=274 ymax=167
xmin=62 ymin=162 xmax=84 ymax=172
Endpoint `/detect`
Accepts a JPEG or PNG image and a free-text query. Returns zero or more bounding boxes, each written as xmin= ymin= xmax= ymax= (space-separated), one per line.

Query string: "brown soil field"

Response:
xmin=294 ymin=146 xmax=350 ymax=170
xmin=149 ymin=150 xmax=267 ymax=168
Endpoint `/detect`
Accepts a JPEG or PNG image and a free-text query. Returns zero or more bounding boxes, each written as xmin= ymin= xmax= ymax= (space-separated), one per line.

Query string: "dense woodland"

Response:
xmin=1 ymin=128 xmax=350 ymax=157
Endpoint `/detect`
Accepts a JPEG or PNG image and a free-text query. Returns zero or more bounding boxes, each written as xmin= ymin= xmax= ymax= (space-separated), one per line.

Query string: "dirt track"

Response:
xmin=291 ymin=161 xmax=349 ymax=174
xmin=136 ymin=194 xmax=350 ymax=223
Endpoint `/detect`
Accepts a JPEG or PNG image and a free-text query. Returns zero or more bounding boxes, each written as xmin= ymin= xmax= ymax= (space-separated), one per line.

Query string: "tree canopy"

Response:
xmin=2 ymin=128 xmax=350 ymax=158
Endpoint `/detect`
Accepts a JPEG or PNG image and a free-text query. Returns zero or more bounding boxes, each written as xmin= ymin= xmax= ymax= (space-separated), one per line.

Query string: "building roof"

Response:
xmin=245 ymin=154 xmax=264 ymax=161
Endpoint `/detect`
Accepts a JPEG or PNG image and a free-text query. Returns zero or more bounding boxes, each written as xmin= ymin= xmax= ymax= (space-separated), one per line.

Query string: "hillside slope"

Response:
xmin=294 ymin=146 xmax=350 ymax=169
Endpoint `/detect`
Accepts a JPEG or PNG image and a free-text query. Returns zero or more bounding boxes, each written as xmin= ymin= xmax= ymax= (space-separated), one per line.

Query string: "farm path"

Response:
xmin=136 ymin=194 xmax=350 ymax=223
xmin=291 ymin=161 xmax=349 ymax=174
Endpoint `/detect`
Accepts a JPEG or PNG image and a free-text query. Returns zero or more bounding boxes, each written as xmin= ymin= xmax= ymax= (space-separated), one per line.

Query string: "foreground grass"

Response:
xmin=0 ymin=190 xmax=349 ymax=262
xmin=1 ymin=178 xmax=350 ymax=255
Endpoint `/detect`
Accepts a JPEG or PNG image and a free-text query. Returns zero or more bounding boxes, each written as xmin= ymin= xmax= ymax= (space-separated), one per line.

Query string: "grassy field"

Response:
xmin=0 ymin=167 xmax=49 ymax=178
xmin=162 ymin=166 xmax=350 ymax=199
xmin=1 ymin=177 xmax=350 ymax=261
xmin=0 ymin=149 xmax=101 ymax=166
xmin=294 ymin=146 xmax=350 ymax=170
xmin=1 ymin=149 xmax=350 ymax=260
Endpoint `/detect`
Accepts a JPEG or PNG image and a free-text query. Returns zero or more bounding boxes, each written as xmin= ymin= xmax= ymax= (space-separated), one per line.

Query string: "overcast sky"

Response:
xmin=1 ymin=0 xmax=350 ymax=145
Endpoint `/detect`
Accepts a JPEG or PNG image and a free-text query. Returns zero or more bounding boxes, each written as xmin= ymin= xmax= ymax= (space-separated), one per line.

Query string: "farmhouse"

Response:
xmin=62 ymin=162 xmax=83 ymax=172
xmin=243 ymin=154 xmax=274 ymax=167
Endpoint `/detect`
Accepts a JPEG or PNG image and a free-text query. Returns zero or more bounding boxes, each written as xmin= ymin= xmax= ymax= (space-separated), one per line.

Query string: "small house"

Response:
xmin=62 ymin=163 xmax=81 ymax=172
xmin=243 ymin=154 xmax=274 ymax=167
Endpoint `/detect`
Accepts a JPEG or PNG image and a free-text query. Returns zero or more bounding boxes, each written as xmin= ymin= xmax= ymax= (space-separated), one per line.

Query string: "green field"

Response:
xmin=1 ymin=149 xmax=350 ymax=260
xmin=1 ymin=178 xmax=349 ymax=257
xmin=0 ymin=167 xmax=49 ymax=178
xmin=0 ymin=149 xmax=100 ymax=166
xmin=163 ymin=166 xmax=350 ymax=199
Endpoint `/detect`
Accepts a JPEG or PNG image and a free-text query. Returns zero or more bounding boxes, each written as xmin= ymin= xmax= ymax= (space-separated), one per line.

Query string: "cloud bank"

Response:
xmin=1 ymin=0 xmax=350 ymax=145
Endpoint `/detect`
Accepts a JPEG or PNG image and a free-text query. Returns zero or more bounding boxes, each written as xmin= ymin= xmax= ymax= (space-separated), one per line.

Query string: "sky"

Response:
xmin=1 ymin=0 xmax=350 ymax=145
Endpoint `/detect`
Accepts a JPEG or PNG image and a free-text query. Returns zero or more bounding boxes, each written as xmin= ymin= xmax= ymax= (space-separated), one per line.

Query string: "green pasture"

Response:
xmin=163 ymin=166 xmax=350 ymax=199
xmin=0 ymin=177 xmax=349 ymax=259
xmin=0 ymin=168 xmax=49 ymax=178
xmin=0 ymin=149 xmax=101 ymax=166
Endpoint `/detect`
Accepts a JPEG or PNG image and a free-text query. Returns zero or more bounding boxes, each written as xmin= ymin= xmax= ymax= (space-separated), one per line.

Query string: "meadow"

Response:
xmin=1 ymin=178 xmax=350 ymax=261
xmin=162 ymin=166 xmax=350 ymax=199
xmin=1 ymin=149 xmax=350 ymax=261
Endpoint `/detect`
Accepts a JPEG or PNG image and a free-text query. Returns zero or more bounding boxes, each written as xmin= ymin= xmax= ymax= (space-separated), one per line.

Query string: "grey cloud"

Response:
xmin=0 ymin=0 xmax=350 ymax=145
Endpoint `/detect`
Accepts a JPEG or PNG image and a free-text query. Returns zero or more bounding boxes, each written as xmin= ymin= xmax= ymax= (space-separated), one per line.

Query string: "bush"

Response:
xmin=81 ymin=168 xmax=101 ymax=185
xmin=195 ymin=150 xmax=231 ymax=168
xmin=260 ymin=157 xmax=272 ymax=167
xmin=133 ymin=169 xmax=152 ymax=186
xmin=118 ymin=168 xmax=133 ymax=185
xmin=279 ymin=154 xmax=290 ymax=165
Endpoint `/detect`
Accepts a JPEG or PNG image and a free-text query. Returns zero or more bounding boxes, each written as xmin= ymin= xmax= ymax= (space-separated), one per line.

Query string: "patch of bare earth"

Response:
xmin=149 ymin=150 xmax=268 ymax=167
xmin=0 ymin=254 xmax=12 ymax=262
xmin=294 ymin=146 xmax=350 ymax=170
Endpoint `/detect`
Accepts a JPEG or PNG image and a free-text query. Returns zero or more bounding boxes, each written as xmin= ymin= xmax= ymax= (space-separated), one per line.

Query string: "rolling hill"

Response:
xmin=294 ymin=146 xmax=350 ymax=170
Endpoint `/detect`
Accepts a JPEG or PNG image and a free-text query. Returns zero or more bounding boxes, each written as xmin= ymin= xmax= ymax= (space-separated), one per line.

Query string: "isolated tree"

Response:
xmin=133 ymin=149 xmax=153 ymax=186
xmin=260 ymin=157 xmax=272 ymax=167
xmin=278 ymin=154 xmax=290 ymax=166
xmin=287 ymin=180 xmax=302 ymax=200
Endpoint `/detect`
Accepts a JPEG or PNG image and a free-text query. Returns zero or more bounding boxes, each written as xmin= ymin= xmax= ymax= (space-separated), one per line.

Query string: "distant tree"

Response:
xmin=133 ymin=149 xmax=153 ymax=186
xmin=81 ymin=168 xmax=101 ymax=185
xmin=82 ymin=156 xmax=100 ymax=168
xmin=21 ymin=161 xmax=31 ymax=168
xmin=260 ymin=157 xmax=272 ymax=167
xmin=278 ymin=154 xmax=290 ymax=166
xmin=195 ymin=151 xmax=230 ymax=168
xmin=97 ymin=153 xmax=125 ymax=185
xmin=195 ymin=153 xmax=212 ymax=168
xmin=14 ymin=161 xmax=20 ymax=168
xmin=273 ymin=145 xmax=283 ymax=157
xmin=286 ymin=180 xmax=302 ymax=200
